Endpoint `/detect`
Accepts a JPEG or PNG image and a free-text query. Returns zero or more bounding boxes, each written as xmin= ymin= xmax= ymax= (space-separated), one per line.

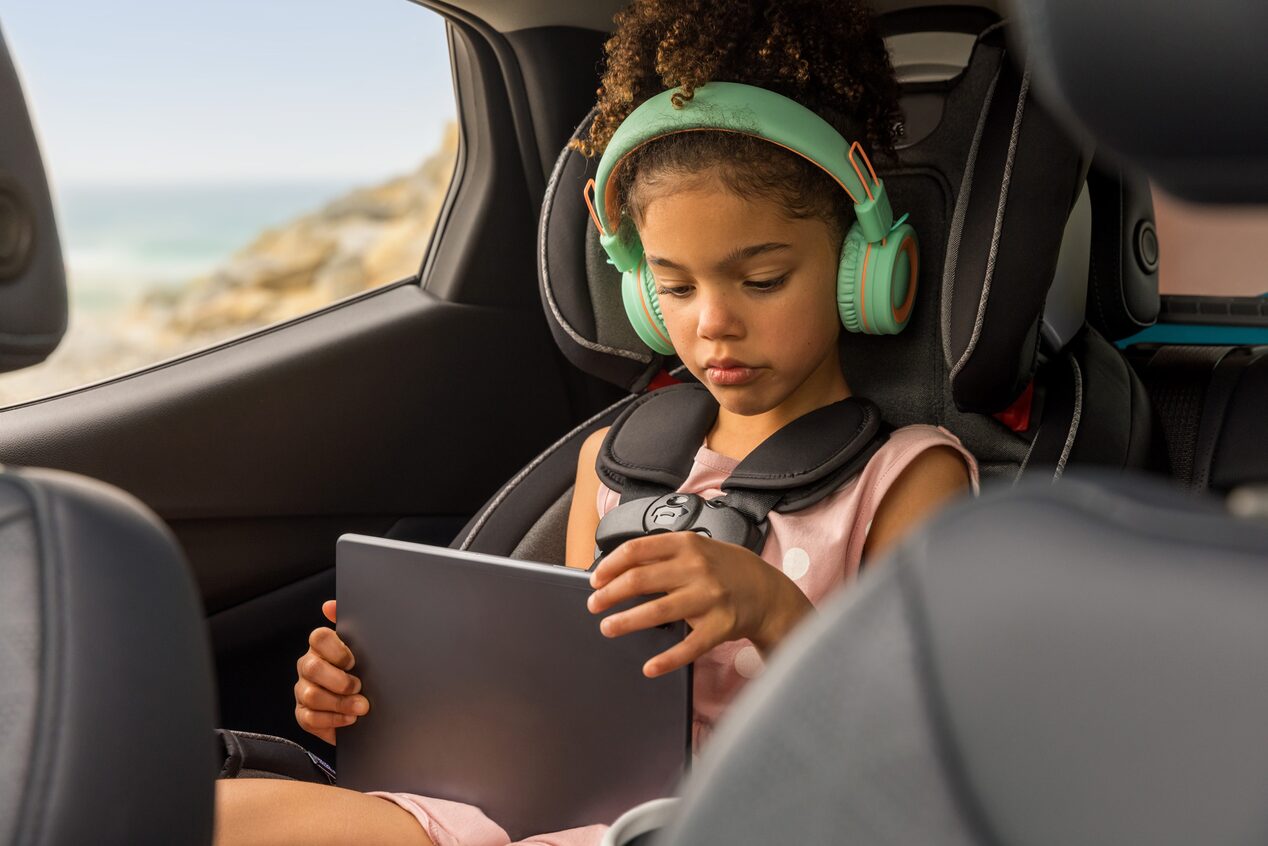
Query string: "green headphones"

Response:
xmin=584 ymin=81 xmax=919 ymax=356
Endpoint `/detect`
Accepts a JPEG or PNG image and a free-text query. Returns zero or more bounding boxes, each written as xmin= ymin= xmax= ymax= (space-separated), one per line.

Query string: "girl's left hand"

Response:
xmin=587 ymin=531 xmax=813 ymax=678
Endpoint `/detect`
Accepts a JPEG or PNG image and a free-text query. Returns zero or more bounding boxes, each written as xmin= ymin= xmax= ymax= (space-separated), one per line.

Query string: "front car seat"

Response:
xmin=658 ymin=475 xmax=1268 ymax=845
xmin=0 ymin=470 xmax=216 ymax=846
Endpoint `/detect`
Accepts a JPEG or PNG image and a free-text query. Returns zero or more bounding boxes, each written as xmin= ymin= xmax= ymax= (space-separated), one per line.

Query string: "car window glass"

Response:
xmin=1153 ymin=184 xmax=1268 ymax=298
xmin=0 ymin=0 xmax=456 ymax=406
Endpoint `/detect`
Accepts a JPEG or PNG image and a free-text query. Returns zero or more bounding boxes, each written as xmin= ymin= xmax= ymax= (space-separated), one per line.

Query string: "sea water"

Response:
xmin=55 ymin=180 xmax=359 ymax=313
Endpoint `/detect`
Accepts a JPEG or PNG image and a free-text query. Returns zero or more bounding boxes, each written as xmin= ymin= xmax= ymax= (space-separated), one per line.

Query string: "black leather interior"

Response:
xmin=0 ymin=467 xmax=215 ymax=846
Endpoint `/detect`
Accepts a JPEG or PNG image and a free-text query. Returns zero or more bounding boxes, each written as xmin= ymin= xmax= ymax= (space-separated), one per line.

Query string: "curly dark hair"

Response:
xmin=573 ymin=0 xmax=902 ymax=240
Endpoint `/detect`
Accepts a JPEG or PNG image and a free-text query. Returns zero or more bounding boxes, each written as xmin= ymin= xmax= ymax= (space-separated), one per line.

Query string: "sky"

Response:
xmin=0 ymin=0 xmax=456 ymax=185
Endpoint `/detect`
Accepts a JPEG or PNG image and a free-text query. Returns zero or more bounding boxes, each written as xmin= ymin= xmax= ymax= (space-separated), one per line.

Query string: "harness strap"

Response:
xmin=596 ymin=381 xmax=889 ymax=521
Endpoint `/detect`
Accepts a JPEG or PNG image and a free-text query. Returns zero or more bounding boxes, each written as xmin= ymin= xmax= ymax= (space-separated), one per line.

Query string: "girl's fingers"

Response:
xmin=294 ymin=680 xmax=370 ymax=716
xmin=643 ymin=628 xmax=718 ymax=678
xmin=590 ymin=533 xmax=685 ymax=588
xmin=295 ymin=704 xmax=358 ymax=731
xmin=298 ymin=652 xmax=361 ymax=697
xmin=322 ymin=599 xmax=337 ymax=624
xmin=587 ymin=558 xmax=688 ymax=615
xmin=598 ymin=592 xmax=703 ymax=638
xmin=308 ymin=626 xmax=355 ymax=670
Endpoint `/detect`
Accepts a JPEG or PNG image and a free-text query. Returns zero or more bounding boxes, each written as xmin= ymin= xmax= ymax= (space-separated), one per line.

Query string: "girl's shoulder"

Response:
xmin=864 ymin=423 xmax=979 ymax=492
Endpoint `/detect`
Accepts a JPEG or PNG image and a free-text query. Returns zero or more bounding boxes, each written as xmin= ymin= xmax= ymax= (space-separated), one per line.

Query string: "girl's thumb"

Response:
xmin=322 ymin=599 xmax=337 ymax=624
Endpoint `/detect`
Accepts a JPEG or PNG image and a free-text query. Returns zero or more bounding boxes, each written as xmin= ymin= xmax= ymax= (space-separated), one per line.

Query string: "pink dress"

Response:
xmin=371 ymin=424 xmax=979 ymax=846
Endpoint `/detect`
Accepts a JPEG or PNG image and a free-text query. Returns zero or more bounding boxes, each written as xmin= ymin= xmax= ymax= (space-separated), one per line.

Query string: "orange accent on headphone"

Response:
xmin=848 ymin=142 xmax=880 ymax=203
xmin=859 ymin=242 xmax=874 ymax=333
xmin=892 ymin=236 xmax=918 ymax=324
xmin=635 ymin=257 xmax=673 ymax=348
xmin=584 ymin=178 xmax=606 ymax=236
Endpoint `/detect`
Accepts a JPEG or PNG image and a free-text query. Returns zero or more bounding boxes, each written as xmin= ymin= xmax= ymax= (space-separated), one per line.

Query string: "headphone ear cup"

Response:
xmin=836 ymin=222 xmax=919 ymax=335
xmin=620 ymin=259 xmax=676 ymax=355
xmin=836 ymin=225 xmax=868 ymax=333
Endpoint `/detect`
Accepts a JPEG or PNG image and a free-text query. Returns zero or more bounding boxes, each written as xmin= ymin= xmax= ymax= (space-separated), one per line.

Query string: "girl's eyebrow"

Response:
xmin=646 ymin=242 xmax=792 ymax=272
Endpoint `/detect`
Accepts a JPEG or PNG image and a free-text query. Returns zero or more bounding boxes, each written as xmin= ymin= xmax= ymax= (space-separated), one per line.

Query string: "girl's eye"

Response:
xmin=655 ymin=284 xmax=693 ymax=298
xmin=744 ymin=275 xmax=788 ymax=292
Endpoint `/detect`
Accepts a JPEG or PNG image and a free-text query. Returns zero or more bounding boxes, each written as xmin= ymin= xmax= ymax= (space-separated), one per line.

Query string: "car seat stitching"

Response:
xmin=1013 ymin=423 xmax=1041 ymax=485
xmin=951 ymin=65 xmax=1031 ymax=383
xmin=459 ymin=391 xmax=642 ymax=550
xmin=539 ymin=118 xmax=653 ymax=365
xmin=12 ymin=476 xmax=66 ymax=842
xmin=941 ymin=64 xmax=1004 ymax=371
xmin=1053 ymin=356 xmax=1083 ymax=481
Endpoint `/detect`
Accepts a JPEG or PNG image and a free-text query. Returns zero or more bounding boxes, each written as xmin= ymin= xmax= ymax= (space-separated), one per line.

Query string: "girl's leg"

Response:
xmin=214 ymin=779 xmax=435 ymax=846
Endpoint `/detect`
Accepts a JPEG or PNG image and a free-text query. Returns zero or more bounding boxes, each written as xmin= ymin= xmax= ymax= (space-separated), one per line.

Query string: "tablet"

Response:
xmin=335 ymin=535 xmax=693 ymax=840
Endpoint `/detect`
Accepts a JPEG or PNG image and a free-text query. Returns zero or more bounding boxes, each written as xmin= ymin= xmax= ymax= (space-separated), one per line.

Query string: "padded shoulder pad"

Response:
xmin=598 ymin=383 xmax=888 ymax=512
xmin=597 ymin=383 xmax=718 ymax=492
xmin=725 ymin=397 xmax=881 ymax=489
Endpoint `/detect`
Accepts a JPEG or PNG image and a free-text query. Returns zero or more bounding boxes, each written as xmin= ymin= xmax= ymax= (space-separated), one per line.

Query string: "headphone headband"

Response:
xmin=589 ymin=82 xmax=895 ymax=272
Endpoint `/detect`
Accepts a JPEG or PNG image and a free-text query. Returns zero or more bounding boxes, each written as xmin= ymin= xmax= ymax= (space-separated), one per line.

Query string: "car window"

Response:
xmin=0 ymin=0 xmax=457 ymax=407
xmin=1153 ymin=184 xmax=1268 ymax=298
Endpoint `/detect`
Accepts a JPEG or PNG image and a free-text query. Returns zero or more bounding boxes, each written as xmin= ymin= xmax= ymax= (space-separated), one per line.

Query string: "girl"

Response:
xmin=214 ymin=1 xmax=977 ymax=843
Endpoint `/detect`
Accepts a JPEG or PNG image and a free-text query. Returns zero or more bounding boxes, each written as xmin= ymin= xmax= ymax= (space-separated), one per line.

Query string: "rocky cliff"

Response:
xmin=0 ymin=123 xmax=459 ymax=405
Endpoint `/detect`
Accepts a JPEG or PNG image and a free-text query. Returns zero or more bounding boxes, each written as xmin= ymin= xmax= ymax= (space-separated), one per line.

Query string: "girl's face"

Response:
xmin=636 ymin=174 xmax=846 ymax=418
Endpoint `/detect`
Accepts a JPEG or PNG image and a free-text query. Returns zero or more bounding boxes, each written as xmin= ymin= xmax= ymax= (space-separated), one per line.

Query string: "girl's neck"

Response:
xmin=705 ymin=356 xmax=851 ymax=461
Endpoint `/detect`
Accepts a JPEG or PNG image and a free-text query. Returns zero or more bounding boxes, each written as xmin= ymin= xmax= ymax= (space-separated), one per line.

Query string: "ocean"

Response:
xmin=54 ymin=181 xmax=362 ymax=312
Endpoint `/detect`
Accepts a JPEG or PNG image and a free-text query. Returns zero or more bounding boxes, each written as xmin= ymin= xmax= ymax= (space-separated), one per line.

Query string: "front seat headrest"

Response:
xmin=0 ymin=468 xmax=215 ymax=845
xmin=1085 ymin=156 xmax=1160 ymax=341
xmin=0 ymin=27 xmax=68 ymax=373
xmin=1012 ymin=0 xmax=1268 ymax=204
xmin=660 ymin=474 xmax=1268 ymax=845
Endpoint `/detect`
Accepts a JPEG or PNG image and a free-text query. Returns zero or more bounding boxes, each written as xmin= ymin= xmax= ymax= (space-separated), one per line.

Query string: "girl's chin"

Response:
xmin=704 ymin=385 xmax=780 ymax=417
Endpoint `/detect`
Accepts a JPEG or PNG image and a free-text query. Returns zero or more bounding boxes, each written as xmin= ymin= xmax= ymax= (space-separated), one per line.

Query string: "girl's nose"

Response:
xmin=695 ymin=289 xmax=744 ymax=340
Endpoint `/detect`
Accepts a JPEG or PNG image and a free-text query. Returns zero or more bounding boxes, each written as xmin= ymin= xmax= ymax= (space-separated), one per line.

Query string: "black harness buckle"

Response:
xmin=593 ymin=492 xmax=768 ymax=567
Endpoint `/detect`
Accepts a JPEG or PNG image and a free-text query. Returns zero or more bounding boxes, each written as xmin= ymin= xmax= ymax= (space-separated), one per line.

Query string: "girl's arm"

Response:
xmin=861 ymin=445 xmax=972 ymax=562
xmin=564 ymin=426 xmax=610 ymax=569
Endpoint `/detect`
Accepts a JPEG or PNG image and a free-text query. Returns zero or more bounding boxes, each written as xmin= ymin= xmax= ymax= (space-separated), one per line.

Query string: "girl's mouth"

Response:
xmin=706 ymin=364 xmax=760 ymax=386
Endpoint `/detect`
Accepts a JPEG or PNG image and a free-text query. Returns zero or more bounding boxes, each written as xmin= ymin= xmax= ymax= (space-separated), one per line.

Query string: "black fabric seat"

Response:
xmin=0 ymin=468 xmax=216 ymax=846
xmin=452 ymin=16 xmax=1162 ymax=563
xmin=656 ymin=474 xmax=1268 ymax=845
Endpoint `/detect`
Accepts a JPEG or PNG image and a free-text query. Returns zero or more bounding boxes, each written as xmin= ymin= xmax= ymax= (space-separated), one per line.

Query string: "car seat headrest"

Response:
xmin=1013 ymin=0 xmax=1268 ymax=204
xmin=0 ymin=467 xmax=215 ymax=844
xmin=1084 ymin=156 xmax=1161 ymax=340
xmin=538 ymin=22 xmax=1090 ymax=415
xmin=0 ymin=30 xmax=68 ymax=373
xmin=538 ymin=113 xmax=670 ymax=393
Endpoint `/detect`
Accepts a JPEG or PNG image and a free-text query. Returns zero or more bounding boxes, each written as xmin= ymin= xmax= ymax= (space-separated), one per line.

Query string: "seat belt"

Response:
xmin=592 ymin=383 xmax=889 ymax=564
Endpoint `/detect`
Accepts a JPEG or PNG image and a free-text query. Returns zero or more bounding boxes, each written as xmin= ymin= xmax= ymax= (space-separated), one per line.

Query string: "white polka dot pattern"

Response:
xmin=733 ymin=645 xmax=764 ymax=679
xmin=781 ymin=546 xmax=811 ymax=580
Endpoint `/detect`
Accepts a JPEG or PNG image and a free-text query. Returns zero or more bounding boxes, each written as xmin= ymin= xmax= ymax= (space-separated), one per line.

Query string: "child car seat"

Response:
xmin=454 ymin=14 xmax=1162 ymax=563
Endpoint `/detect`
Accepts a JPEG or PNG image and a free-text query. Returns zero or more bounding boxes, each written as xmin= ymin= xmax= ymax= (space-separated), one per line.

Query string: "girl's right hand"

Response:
xmin=294 ymin=599 xmax=369 ymax=745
